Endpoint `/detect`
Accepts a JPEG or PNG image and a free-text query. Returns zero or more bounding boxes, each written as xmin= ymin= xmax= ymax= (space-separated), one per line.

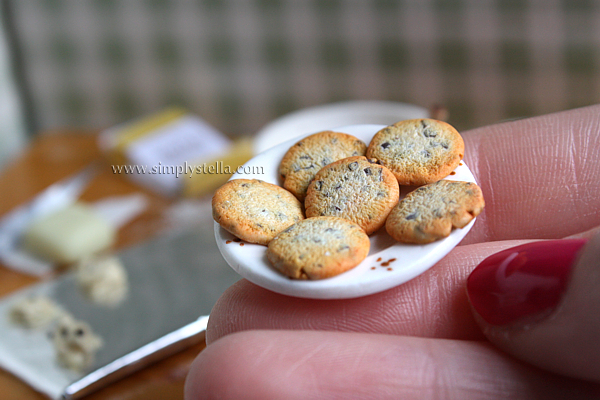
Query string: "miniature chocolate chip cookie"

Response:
xmin=386 ymin=180 xmax=484 ymax=244
xmin=279 ymin=131 xmax=367 ymax=201
xmin=366 ymin=119 xmax=464 ymax=185
xmin=213 ymin=179 xmax=304 ymax=245
xmin=267 ymin=216 xmax=370 ymax=279
xmin=305 ymin=156 xmax=399 ymax=234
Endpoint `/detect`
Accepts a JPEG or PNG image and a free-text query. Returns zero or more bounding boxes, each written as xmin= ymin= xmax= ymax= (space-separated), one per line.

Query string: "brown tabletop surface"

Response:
xmin=0 ymin=132 xmax=205 ymax=400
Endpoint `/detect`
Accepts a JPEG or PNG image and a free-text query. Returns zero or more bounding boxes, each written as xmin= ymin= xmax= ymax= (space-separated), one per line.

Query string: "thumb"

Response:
xmin=466 ymin=233 xmax=600 ymax=382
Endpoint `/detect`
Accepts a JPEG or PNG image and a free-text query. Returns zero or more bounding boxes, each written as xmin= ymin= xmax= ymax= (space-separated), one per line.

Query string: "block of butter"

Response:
xmin=182 ymin=136 xmax=254 ymax=197
xmin=21 ymin=203 xmax=116 ymax=264
xmin=98 ymin=107 xmax=252 ymax=197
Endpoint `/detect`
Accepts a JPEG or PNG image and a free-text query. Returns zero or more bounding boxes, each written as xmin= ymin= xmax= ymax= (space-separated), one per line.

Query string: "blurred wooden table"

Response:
xmin=0 ymin=133 xmax=205 ymax=400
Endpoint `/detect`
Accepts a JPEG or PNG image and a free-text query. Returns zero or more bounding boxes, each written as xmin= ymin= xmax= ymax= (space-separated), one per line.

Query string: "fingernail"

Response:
xmin=467 ymin=239 xmax=588 ymax=326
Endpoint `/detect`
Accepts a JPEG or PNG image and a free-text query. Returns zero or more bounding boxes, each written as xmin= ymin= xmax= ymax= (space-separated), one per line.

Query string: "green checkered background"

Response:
xmin=7 ymin=0 xmax=600 ymax=137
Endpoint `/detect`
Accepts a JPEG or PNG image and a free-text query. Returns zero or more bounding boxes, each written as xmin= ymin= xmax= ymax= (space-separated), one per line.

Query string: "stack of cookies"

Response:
xmin=213 ymin=119 xmax=484 ymax=280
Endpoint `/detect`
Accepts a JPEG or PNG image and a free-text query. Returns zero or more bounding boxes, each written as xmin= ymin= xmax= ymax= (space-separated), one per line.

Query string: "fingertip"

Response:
xmin=183 ymin=345 xmax=204 ymax=400
xmin=466 ymin=239 xmax=587 ymax=326
xmin=466 ymin=235 xmax=600 ymax=382
xmin=206 ymin=279 xmax=300 ymax=344
xmin=185 ymin=334 xmax=228 ymax=399
xmin=461 ymin=105 xmax=600 ymax=243
xmin=188 ymin=330 xmax=600 ymax=400
xmin=188 ymin=331 xmax=329 ymax=400
xmin=185 ymin=332 xmax=263 ymax=400
xmin=207 ymin=244 xmax=528 ymax=344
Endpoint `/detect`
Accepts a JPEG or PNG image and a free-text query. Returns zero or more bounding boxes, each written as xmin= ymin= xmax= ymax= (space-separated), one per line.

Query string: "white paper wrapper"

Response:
xmin=0 ymin=193 xmax=148 ymax=276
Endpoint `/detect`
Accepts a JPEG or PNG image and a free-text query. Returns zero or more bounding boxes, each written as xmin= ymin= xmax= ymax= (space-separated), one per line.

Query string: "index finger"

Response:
xmin=206 ymin=240 xmax=529 ymax=344
xmin=462 ymin=105 xmax=600 ymax=244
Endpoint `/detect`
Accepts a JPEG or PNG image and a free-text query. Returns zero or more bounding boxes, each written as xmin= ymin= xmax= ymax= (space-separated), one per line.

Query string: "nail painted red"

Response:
xmin=467 ymin=239 xmax=588 ymax=326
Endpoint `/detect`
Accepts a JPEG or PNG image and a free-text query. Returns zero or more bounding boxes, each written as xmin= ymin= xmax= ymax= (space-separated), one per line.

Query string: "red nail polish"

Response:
xmin=467 ymin=239 xmax=587 ymax=326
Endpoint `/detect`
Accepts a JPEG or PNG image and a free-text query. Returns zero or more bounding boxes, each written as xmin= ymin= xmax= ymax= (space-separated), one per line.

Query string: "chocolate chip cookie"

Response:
xmin=366 ymin=119 xmax=464 ymax=185
xmin=212 ymin=179 xmax=304 ymax=245
xmin=267 ymin=216 xmax=370 ymax=279
xmin=305 ymin=156 xmax=399 ymax=234
xmin=386 ymin=180 xmax=484 ymax=244
xmin=279 ymin=131 xmax=367 ymax=201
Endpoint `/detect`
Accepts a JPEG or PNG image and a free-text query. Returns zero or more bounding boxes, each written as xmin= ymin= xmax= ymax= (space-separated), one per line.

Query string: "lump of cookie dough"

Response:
xmin=50 ymin=315 xmax=103 ymax=372
xmin=212 ymin=179 xmax=304 ymax=245
xmin=386 ymin=180 xmax=485 ymax=244
xmin=305 ymin=156 xmax=399 ymax=235
xmin=279 ymin=131 xmax=367 ymax=201
xmin=9 ymin=296 xmax=64 ymax=329
xmin=76 ymin=255 xmax=128 ymax=307
xmin=367 ymin=119 xmax=464 ymax=185
xmin=267 ymin=217 xmax=370 ymax=280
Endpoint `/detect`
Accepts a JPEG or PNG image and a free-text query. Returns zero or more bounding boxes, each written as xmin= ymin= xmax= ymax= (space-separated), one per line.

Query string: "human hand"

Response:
xmin=186 ymin=106 xmax=600 ymax=399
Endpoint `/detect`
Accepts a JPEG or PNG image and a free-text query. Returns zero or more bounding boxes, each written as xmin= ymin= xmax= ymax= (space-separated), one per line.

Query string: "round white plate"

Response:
xmin=216 ymin=124 xmax=477 ymax=299
xmin=253 ymin=101 xmax=428 ymax=154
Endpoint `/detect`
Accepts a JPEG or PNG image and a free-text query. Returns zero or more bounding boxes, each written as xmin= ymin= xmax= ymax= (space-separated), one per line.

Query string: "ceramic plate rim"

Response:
xmin=253 ymin=101 xmax=428 ymax=154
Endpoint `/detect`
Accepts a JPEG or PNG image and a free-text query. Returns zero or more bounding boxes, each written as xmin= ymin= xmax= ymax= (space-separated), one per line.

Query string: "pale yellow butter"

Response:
xmin=22 ymin=203 xmax=116 ymax=264
xmin=183 ymin=137 xmax=254 ymax=197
